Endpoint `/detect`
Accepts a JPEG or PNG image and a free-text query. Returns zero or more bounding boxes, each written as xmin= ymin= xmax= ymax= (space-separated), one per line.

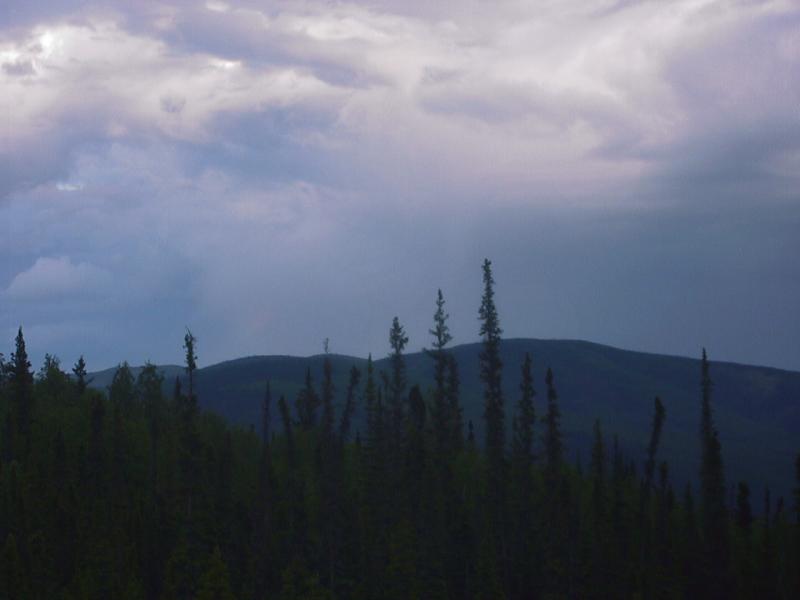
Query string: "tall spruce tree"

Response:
xmin=388 ymin=316 xmax=409 ymax=441
xmin=296 ymin=368 xmax=319 ymax=431
xmin=9 ymin=327 xmax=33 ymax=456
xmin=510 ymin=353 xmax=537 ymax=599
xmin=445 ymin=355 xmax=463 ymax=452
xmin=339 ymin=366 xmax=360 ymax=441
xmin=478 ymin=259 xmax=505 ymax=486
xmin=184 ymin=329 xmax=197 ymax=409
xmin=320 ymin=355 xmax=335 ymax=441
xmin=543 ymin=367 xmax=563 ymax=491
xmin=428 ymin=290 xmax=453 ymax=454
xmin=512 ymin=353 xmax=536 ymax=468
xmin=136 ymin=362 xmax=164 ymax=493
xmin=477 ymin=258 xmax=508 ymax=589
xmin=639 ymin=397 xmax=666 ymax=596
xmin=643 ymin=398 xmax=666 ymax=499
xmin=590 ymin=418 xmax=607 ymax=524
xmin=699 ymin=349 xmax=730 ymax=597
xmin=262 ymin=381 xmax=272 ymax=443
xmin=760 ymin=487 xmax=776 ymax=598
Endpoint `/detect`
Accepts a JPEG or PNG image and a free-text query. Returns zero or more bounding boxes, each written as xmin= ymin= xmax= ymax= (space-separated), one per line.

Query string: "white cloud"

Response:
xmin=5 ymin=256 xmax=112 ymax=301
xmin=0 ymin=0 xmax=798 ymax=369
xmin=1 ymin=1 xmax=798 ymax=203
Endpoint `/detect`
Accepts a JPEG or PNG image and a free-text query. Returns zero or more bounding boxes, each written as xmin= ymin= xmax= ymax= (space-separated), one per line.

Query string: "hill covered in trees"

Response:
xmin=1 ymin=259 xmax=798 ymax=598
xmin=89 ymin=339 xmax=800 ymax=504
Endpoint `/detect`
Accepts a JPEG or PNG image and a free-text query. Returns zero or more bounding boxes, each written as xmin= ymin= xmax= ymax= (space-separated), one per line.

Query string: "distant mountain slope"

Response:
xmin=91 ymin=339 xmax=800 ymax=502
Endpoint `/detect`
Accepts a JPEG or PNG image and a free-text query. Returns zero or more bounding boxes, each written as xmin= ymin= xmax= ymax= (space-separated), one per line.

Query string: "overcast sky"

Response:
xmin=1 ymin=0 xmax=798 ymax=372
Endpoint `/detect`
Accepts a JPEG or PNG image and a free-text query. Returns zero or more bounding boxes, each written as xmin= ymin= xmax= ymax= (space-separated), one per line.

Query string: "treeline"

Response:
xmin=0 ymin=259 xmax=799 ymax=599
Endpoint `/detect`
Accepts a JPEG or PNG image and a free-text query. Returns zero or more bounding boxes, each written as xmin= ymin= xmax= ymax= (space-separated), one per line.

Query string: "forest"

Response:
xmin=0 ymin=259 xmax=798 ymax=599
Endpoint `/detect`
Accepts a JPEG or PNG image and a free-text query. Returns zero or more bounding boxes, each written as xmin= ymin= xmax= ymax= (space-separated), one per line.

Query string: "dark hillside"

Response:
xmin=91 ymin=338 xmax=800 ymax=501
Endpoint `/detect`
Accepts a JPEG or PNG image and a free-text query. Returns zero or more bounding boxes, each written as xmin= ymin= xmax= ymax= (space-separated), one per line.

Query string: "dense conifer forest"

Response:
xmin=1 ymin=259 xmax=798 ymax=599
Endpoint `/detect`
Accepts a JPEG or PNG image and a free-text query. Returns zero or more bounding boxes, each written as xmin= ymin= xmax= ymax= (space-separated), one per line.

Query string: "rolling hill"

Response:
xmin=90 ymin=338 xmax=800 ymax=503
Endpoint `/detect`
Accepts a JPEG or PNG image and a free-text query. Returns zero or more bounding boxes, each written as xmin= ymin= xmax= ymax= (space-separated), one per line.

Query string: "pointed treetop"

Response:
xmin=429 ymin=289 xmax=453 ymax=351
xmin=73 ymin=355 xmax=89 ymax=394
xmin=183 ymin=328 xmax=197 ymax=373
xmin=389 ymin=317 xmax=408 ymax=356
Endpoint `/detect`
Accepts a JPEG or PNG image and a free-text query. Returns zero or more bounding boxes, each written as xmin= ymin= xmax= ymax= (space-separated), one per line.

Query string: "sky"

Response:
xmin=1 ymin=0 xmax=799 ymax=372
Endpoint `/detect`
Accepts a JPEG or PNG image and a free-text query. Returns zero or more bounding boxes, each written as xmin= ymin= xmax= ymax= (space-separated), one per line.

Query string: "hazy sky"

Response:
xmin=1 ymin=0 xmax=799 ymax=371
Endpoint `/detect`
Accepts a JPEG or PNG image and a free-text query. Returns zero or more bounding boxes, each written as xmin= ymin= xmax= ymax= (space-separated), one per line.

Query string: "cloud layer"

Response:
xmin=1 ymin=0 xmax=799 ymax=370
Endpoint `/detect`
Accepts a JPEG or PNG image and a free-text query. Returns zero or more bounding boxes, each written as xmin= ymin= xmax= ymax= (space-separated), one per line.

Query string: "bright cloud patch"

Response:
xmin=5 ymin=257 xmax=112 ymax=301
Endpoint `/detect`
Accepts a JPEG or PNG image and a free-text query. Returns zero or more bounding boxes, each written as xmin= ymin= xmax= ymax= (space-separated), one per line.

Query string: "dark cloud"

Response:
xmin=1 ymin=0 xmax=798 ymax=372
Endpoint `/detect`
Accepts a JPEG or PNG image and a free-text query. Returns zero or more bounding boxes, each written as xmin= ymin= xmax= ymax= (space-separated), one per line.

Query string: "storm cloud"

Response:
xmin=1 ymin=0 xmax=799 ymax=370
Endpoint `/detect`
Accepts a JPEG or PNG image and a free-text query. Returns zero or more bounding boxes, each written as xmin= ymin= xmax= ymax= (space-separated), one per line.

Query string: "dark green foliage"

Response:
xmin=511 ymin=353 xmax=535 ymax=468
xmin=644 ymin=397 xmax=666 ymax=496
xmin=109 ymin=361 xmax=135 ymax=411
xmin=2 ymin=265 xmax=798 ymax=600
xmin=338 ymin=366 xmax=360 ymax=441
xmin=446 ymin=354 xmax=463 ymax=453
xmin=429 ymin=289 xmax=454 ymax=455
xmin=1 ymin=533 xmax=27 ymax=598
xmin=8 ymin=327 xmax=33 ymax=458
xmin=184 ymin=328 xmax=198 ymax=408
xmin=197 ymin=546 xmax=236 ymax=600
xmin=478 ymin=259 xmax=505 ymax=477
xmin=543 ymin=367 xmax=563 ymax=491
xmin=699 ymin=349 xmax=731 ymax=597
xmin=296 ymin=368 xmax=320 ymax=431
xmin=795 ymin=454 xmax=800 ymax=526
xmin=388 ymin=316 xmax=409 ymax=444
xmin=321 ymin=355 xmax=335 ymax=440
xmin=73 ymin=355 xmax=89 ymax=395
xmin=736 ymin=482 xmax=754 ymax=535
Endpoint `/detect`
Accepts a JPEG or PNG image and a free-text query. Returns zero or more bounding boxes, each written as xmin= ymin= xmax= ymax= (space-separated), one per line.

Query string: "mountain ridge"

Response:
xmin=89 ymin=337 xmax=800 ymax=503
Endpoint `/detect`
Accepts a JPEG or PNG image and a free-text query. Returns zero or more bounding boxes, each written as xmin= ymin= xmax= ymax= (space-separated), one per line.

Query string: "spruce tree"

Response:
xmin=321 ymin=355 xmax=335 ymax=441
xmin=478 ymin=259 xmax=507 ymax=587
xmin=87 ymin=392 xmax=106 ymax=491
xmin=760 ymin=487 xmax=776 ymax=598
xmin=512 ymin=352 xmax=536 ymax=468
xmin=643 ymin=397 xmax=666 ymax=498
xmin=388 ymin=316 xmax=409 ymax=441
xmin=543 ymin=367 xmax=563 ymax=490
xmin=428 ymin=290 xmax=453 ymax=454
xmin=478 ymin=259 xmax=505 ymax=487
xmin=510 ymin=353 xmax=537 ymax=599
xmin=295 ymin=368 xmax=319 ymax=431
xmin=361 ymin=356 xmax=388 ymax=598
xmin=9 ymin=327 xmax=33 ymax=457
xmin=136 ymin=363 xmax=164 ymax=493
xmin=72 ymin=355 xmax=89 ymax=395
xmin=639 ymin=397 xmax=666 ymax=595
xmin=698 ymin=349 xmax=730 ymax=596
xmin=445 ymin=354 xmax=463 ymax=452
xmin=183 ymin=329 xmax=197 ymax=409
xmin=109 ymin=362 xmax=135 ymax=412
xmin=178 ymin=333 xmax=201 ymax=521
xmin=262 ymin=381 xmax=272 ymax=443
xmin=338 ymin=366 xmax=360 ymax=441
xmin=590 ymin=418 xmax=607 ymax=524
